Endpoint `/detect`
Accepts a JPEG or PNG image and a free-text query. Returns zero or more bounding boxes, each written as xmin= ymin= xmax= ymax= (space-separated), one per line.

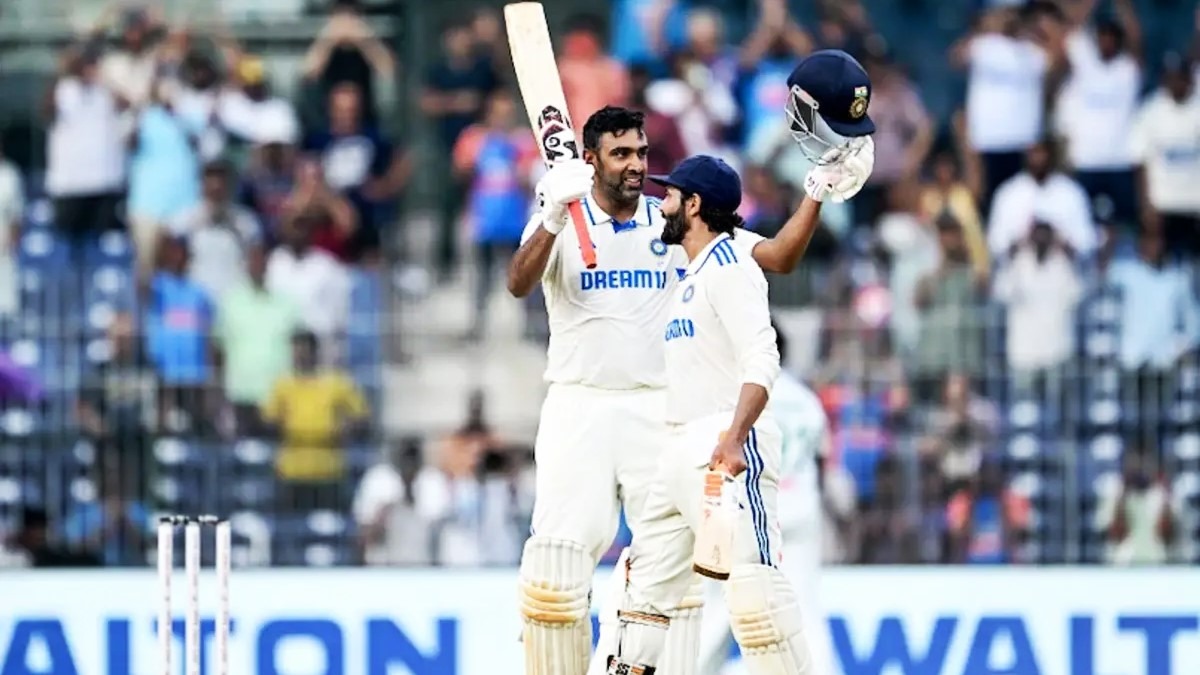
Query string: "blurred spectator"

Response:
xmin=878 ymin=180 xmax=939 ymax=358
xmin=987 ymin=138 xmax=1097 ymax=259
xmin=266 ymin=213 xmax=352 ymax=352
xmin=219 ymin=57 xmax=302 ymax=149
xmin=609 ymin=0 xmax=683 ymax=72
xmin=946 ymin=459 xmax=1027 ymax=564
xmin=915 ymin=460 xmax=948 ymax=564
xmin=305 ymin=82 xmax=410 ymax=264
xmin=740 ymin=166 xmax=792 ymax=237
xmin=0 ymin=139 xmax=22 ymax=317
xmin=95 ymin=4 xmax=162 ymax=109
xmin=63 ymin=461 xmax=152 ymax=567
xmin=77 ymin=313 xmax=159 ymax=485
xmin=44 ymin=43 xmax=127 ymax=247
xmin=263 ymin=330 xmax=369 ymax=514
xmin=353 ymin=436 xmax=431 ymax=566
xmin=911 ymin=215 xmax=986 ymax=398
xmin=684 ymin=7 xmax=740 ymax=93
xmin=168 ymin=160 xmax=262 ymax=302
xmin=560 ymin=15 xmax=632 ymax=129
xmin=1054 ymin=0 xmax=1142 ymax=229
xmin=644 ymin=50 xmax=738 ymax=161
xmin=3 ymin=508 xmax=101 ymax=568
xmin=1099 ymin=441 xmax=1176 ymax=565
xmin=283 ymin=159 xmax=359 ymax=263
xmin=215 ymin=247 xmax=299 ymax=436
xmin=952 ymin=6 xmax=1053 ymax=210
xmin=302 ymin=0 xmax=396 ymax=128
xmin=240 ymin=132 xmax=301 ymax=246
xmin=1108 ymin=230 xmax=1199 ymax=422
xmin=143 ymin=237 xmax=214 ymax=435
xmin=917 ymin=141 xmax=988 ymax=277
xmin=421 ymin=18 xmax=500 ymax=279
xmin=478 ymin=446 xmax=530 ymax=565
xmin=127 ymin=83 xmax=202 ymax=276
xmin=812 ymin=0 xmax=876 ymax=56
xmin=736 ymin=0 xmax=811 ymax=152
xmin=170 ymin=49 xmax=227 ymax=162
xmin=471 ymin=8 xmax=512 ymax=81
xmin=1130 ymin=53 xmax=1200 ymax=260
xmin=452 ymin=90 xmax=538 ymax=341
xmin=993 ymin=222 xmax=1083 ymax=390
xmin=857 ymin=454 xmax=917 ymax=564
xmin=856 ymin=51 xmax=933 ymax=227
xmin=920 ymin=373 xmax=999 ymax=485
xmin=818 ymin=449 xmax=859 ymax=564
xmin=629 ymin=66 xmax=688 ymax=194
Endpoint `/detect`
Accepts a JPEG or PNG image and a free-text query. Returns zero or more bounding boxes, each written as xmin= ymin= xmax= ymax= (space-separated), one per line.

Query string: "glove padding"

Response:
xmin=535 ymin=159 xmax=595 ymax=234
xmin=803 ymin=136 xmax=875 ymax=204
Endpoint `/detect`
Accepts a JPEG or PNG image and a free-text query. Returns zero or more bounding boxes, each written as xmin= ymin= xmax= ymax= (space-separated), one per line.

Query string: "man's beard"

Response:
xmin=661 ymin=209 xmax=687 ymax=245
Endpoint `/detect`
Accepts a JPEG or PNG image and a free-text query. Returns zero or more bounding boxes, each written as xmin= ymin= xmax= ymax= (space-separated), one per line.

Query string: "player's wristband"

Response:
xmin=541 ymin=208 xmax=567 ymax=235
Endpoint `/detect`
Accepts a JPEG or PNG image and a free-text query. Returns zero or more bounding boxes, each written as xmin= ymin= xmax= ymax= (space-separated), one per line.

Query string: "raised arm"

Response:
xmin=507 ymin=219 xmax=559 ymax=298
xmin=750 ymin=197 xmax=822 ymax=274
xmin=507 ymin=160 xmax=593 ymax=297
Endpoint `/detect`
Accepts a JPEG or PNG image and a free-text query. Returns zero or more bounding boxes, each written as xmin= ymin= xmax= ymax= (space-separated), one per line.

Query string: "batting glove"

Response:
xmin=535 ymin=159 xmax=595 ymax=234
xmin=803 ymin=136 xmax=875 ymax=204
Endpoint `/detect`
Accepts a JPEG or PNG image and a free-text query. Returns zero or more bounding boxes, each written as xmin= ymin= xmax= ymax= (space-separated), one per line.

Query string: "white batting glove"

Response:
xmin=803 ymin=136 xmax=875 ymax=203
xmin=534 ymin=159 xmax=594 ymax=234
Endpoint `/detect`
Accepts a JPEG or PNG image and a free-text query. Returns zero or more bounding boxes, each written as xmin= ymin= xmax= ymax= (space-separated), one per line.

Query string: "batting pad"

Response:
xmin=520 ymin=536 xmax=594 ymax=675
xmin=658 ymin=575 xmax=706 ymax=675
xmin=725 ymin=565 xmax=812 ymax=675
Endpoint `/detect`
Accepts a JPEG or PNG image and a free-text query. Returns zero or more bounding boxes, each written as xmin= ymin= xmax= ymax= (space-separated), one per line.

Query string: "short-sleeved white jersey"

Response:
xmin=771 ymin=372 xmax=827 ymax=532
xmin=663 ymin=233 xmax=780 ymax=424
xmin=521 ymin=195 xmax=765 ymax=390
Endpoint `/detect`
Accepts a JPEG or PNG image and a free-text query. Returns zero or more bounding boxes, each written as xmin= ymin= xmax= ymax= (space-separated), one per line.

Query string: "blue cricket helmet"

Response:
xmin=785 ymin=49 xmax=876 ymax=163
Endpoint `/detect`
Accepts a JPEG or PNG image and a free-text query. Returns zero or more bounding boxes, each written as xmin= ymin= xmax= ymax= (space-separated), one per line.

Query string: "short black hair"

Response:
xmin=582 ymin=106 xmax=645 ymax=151
xmin=292 ymin=329 xmax=319 ymax=352
xmin=565 ymin=13 xmax=606 ymax=38
xmin=202 ymin=159 xmax=233 ymax=179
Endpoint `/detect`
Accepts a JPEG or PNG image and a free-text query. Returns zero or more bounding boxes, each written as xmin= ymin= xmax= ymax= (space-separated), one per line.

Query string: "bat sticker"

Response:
xmin=536 ymin=105 xmax=579 ymax=164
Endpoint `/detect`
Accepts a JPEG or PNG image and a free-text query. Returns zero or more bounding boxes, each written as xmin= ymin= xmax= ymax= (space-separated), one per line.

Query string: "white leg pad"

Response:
xmin=658 ymin=574 xmax=705 ymax=675
xmin=724 ymin=565 xmax=812 ymax=675
xmin=520 ymin=536 xmax=595 ymax=675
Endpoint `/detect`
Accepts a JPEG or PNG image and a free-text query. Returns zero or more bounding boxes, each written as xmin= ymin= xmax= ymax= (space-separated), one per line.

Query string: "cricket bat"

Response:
xmin=504 ymin=2 xmax=597 ymax=269
xmin=693 ymin=467 xmax=737 ymax=580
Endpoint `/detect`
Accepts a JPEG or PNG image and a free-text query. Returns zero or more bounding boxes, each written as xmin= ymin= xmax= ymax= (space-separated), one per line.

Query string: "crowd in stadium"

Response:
xmin=0 ymin=0 xmax=1198 ymax=569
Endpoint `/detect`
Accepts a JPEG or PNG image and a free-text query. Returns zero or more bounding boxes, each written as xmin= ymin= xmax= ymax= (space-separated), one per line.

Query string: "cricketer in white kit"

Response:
xmin=514 ymin=48 xmax=876 ymax=675
xmin=596 ymin=154 xmax=814 ymax=675
xmin=696 ymin=320 xmax=836 ymax=675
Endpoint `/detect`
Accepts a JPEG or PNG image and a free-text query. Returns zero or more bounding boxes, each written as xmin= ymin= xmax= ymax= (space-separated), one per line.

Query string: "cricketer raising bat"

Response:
xmin=504 ymin=1 xmax=598 ymax=269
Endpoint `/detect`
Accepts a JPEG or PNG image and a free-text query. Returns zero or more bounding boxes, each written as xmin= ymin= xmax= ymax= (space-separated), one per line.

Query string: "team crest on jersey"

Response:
xmin=682 ymin=285 xmax=695 ymax=303
xmin=649 ymin=239 xmax=668 ymax=256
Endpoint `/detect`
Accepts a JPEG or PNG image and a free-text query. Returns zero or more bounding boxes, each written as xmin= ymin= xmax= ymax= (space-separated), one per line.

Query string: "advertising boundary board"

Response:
xmin=1 ymin=567 xmax=1198 ymax=675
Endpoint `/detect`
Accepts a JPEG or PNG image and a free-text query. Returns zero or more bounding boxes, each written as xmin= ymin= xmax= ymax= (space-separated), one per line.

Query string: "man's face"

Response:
xmin=1030 ymin=223 xmax=1054 ymax=252
xmin=1165 ymin=70 xmax=1193 ymax=102
xmin=1026 ymin=144 xmax=1051 ymax=180
xmin=660 ymin=187 xmax=691 ymax=245
xmin=202 ymin=172 xmax=228 ymax=203
xmin=586 ymin=129 xmax=647 ymax=204
xmin=1139 ymin=233 xmax=1164 ymax=265
xmin=444 ymin=26 xmax=474 ymax=59
xmin=293 ymin=339 xmax=317 ymax=372
xmin=1097 ymin=28 xmax=1121 ymax=60
xmin=247 ymin=247 xmax=267 ymax=284
xmin=329 ymin=87 xmax=361 ymax=133
xmin=938 ymin=225 xmax=966 ymax=259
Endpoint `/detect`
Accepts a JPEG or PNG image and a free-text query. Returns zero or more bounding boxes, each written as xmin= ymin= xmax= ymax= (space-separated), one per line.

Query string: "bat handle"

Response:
xmin=567 ymin=200 xmax=596 ymax=269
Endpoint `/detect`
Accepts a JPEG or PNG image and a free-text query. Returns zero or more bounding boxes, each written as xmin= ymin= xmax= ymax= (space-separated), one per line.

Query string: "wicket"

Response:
xmin=157 ymin=515 xmax=232 ymax=675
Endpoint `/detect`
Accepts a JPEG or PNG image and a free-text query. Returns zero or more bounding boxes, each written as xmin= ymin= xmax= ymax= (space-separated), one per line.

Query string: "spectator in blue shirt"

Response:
xmin=144 ymin=236 xmax=215 ymax=436
xmin=63 ymin=462 xmax=151 ymax=567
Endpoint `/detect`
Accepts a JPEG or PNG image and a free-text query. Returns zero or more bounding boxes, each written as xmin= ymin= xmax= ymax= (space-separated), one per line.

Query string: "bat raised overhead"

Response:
xmin=504 ymin=1 xmax=597 ymax=269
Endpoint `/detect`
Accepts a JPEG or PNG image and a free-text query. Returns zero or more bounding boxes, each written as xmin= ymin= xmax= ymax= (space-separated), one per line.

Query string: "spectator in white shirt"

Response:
xmin=643 ymin=50 xmax=738 ymax=162
xmin=170 ymin=51 xmax=227 ymax=162
xmin=266 ymin=210 xmax=352 ymax=351
xmin=0 ymin=141 xmax=23 ymax=317
xmin=95 ymin=6 xmax=163 ymax=110
xmin=1130 ymin=54 xmax=1200 ymax=261
xmin=353 ymin=437 xmax=431 ymax=566
xmin=1055 ymin=1 xmax=1142 ymax=229
xmin=1098 ymin=442 xmax=1176 ymax=565
xmin=44 ymin=43 xmax=127 ymax=248
xmin=219 ymin=57 xmax=302 ymax=148
xmin=168 ymin=161 xmax=261 ymax=302
xmin=952 ymin=6 xmax=1053 ymax=211
xmin=987 ymin=138 xmax=1097 ymax=258
xmin=993 ymin=222 xmax=1083 ymax=402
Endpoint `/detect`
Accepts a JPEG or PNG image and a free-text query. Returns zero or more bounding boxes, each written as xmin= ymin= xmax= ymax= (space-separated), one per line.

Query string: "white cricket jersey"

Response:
xmin=663 ymin=233 xmax=780 ymax=424
xmin=770 ymin=372 xmax=827 ymax=532
xmin=521 ymin=194 xmax=765 ymax=391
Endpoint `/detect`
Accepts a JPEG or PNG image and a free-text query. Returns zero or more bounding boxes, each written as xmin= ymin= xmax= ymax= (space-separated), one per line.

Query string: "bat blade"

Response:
xmin=504 ymin=2 xmax=597 ymax=269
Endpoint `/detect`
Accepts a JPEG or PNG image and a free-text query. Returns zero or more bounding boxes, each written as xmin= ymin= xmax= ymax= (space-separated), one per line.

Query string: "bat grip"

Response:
xmin=567 ymin=200 xmax=596 ymax=269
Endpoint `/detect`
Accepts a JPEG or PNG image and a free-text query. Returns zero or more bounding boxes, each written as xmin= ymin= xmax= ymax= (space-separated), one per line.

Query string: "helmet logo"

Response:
xmin=850 ymin=86 xmax=869 ymax=119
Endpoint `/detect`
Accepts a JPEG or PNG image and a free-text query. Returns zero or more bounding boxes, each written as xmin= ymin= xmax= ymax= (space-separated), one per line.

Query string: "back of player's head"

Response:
xmin=582 ymin=106 xmax=645 ymax=151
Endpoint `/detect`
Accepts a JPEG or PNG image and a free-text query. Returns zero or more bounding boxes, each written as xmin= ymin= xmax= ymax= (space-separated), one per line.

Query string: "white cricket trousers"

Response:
xmin=530 ymin=383 xmax=666 ymax=562
xmin=626 ymin=411 xmax=784 ymax=614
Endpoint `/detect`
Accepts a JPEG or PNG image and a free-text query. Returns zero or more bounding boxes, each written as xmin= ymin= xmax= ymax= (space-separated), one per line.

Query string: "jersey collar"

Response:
xmin=581 ymin=194 xmax=655 ymax=233
xmin=686 ymin=232 xmax=735 ymax=277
